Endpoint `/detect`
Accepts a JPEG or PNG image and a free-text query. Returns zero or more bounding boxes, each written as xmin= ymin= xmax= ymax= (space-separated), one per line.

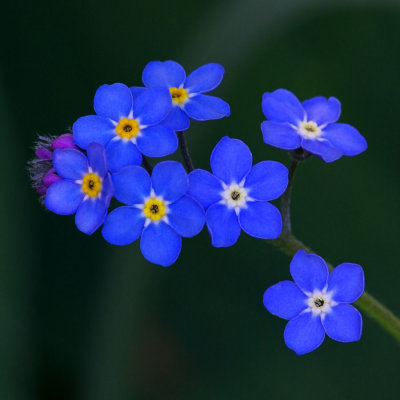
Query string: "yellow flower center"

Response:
xmin=298 ymin=121 xmax=322 ymax=139
xmin=82 ymin=173 xmax=102 ymax=197
xmin=169 ymin=87 xmax=188 ymax=105
xmin=143 ymin=198 xmax=166 ymax=221
xmin=115 ymin=118 xmax=140 ymax=139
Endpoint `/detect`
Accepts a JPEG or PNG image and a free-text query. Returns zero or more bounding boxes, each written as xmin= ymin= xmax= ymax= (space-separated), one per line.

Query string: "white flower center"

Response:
xmin=297 ymin=121 xmax=322 ymax=139
xmin=306 ymin=289 xmax=336 ymax=316
xmin=221 ymin=183 xmax=248 ymax=210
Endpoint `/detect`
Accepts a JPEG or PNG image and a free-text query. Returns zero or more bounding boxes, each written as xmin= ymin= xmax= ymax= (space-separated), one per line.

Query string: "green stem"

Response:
xmin=269 ymin=156 xmax=400 ymax=342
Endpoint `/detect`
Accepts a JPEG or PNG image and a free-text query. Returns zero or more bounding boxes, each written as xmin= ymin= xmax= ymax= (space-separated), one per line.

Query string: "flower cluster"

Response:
xmin=29 ymin=60 xmax=368 ymax=354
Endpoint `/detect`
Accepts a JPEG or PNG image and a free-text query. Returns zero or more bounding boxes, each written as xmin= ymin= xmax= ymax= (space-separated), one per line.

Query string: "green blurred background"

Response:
xmin=1 ymin=0 xmax=400 ymax=399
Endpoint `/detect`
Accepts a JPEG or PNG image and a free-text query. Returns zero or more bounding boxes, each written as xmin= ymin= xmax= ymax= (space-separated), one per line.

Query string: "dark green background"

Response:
xmin=1 ymin=0 xmax=399 ymax=399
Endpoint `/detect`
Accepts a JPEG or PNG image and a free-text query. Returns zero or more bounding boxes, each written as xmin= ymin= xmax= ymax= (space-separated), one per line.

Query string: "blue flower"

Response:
xmin=101 ymin=161 xmax=205 ymax=267
xmin=263 ymin=250 xmax=364 ymax=355
xmin=73 ymin=83 xmax=178 ymax=173
xmin=44 ymin=142 xmax=114 ymax=235
xmin=261 ymin=89 xmax=367 ymax=162
xmin=188 ymin=137 xmax=288 ymax=247
xmin=139 ymin=60 xmax=230 ymax=131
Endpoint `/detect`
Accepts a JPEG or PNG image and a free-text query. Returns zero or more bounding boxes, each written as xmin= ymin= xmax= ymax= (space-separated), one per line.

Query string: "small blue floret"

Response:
xmin=263 ymin=249 xmax=365 ymax=355
xmin=188 ymin=136 xmax=288 ymax=247
xmin=261 ymin=89 xmax=367 ymax=162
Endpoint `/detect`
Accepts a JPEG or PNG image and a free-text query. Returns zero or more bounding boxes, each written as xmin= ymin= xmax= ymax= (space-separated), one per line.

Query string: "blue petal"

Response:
xmin=261 ymin=121 xmax=301 ymax=150
xmin=238 ymin=201 xmax=282 ymax=239
xmin=102 ymin=173 xmax=114 ymax=207
xmin=44 ymin=181 xmax=83 ymax=215
xmin=53 ymin=148 xmax=88 ymax=180
xmin=168 ymin=195 xmax=205 ymax=238
xmin=262 ymin=89 xmax=305 ymax=125
xmin=322 ymin=123 xmax=367 ymax=156
xmin=142 ymin=60 xmax=186 ymax=88
xmin=151 ymin=161 xmax=187 ymax=202
xmin=136 ymin=125 xmax=178 ymax=158
xmin=163 ymin=106 xmax=190 ymax=131
xmin=328 ymin=263 xmax=365 ymax=303
xmin=290 ymin=250 xmax=329 ymax=293
xmin=206 ymin=203 xmax=241 ymax=247
xmin=75 ymin=198 xmax=107 ymax=235
xmin=112 ymin=165 xmax=151 ymax=205
xmin=130 ymin=86 xmax=147 ymax=101
xmin=187 ymin=169 xmax=223 ymax=209
xmin=301 ymin=138 xmax=342 ymax=163
xmin=184 ymin=63 xmax=225 ymax=94
xmin=133 ymin=87 xmax=172 ymax=126
xmin=322 ymin=304 xmax=362 ymax=342
xmin=263 ymin=281 xmax=308 ymax=320
xmin=184 ymin=94 xmax=230 ymax=121
xmin=284 ymin=312 xmax=325 ymax=355
xmin=102 ymin=206 xmax=145 ymax=245
xmin=105 ymin=138 xmax=142 ymax=173
xmin=140 ymin=221 xmax=182 ymax=267
xmin=94 ymin=83 xmax=133 ymax=121
xmin=244 ymin=161 xmax=288 ymax=201
xmin=87 ymin=142 xmax=107 ymax=177
xmin=302 ymin=96 xmax=341 ymax=125
xmin=72 ymin=115 xmax=116 ymax=149
xmin=210 ymin=137 xmax=252 ymax=184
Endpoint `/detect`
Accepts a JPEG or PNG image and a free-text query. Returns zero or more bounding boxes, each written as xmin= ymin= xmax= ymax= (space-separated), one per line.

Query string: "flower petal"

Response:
xmin=87 ymin=142 xmax=107 ymax=177
xmin=75 ymin=198 xmax=107 ymax=235
xmin=206 ymin=203 xmax=241 ymax=247
xmin=184 ymin=94 xmax=230 ymax=121
xmin=262 ymin=89 xmax=305 ymax=125
xmin=151 ymin=161 xmax=187 ymax=202
xmin=188 ymin=169 xmax=223 ymax=209
xmin=328 ymin=263 xmax=365 ymax=303
xmin=210 ymin=137 xmax=252 ymax=184
xmin=263 ymin=281 xmax=308 ymax=320
xmin=322 ymin=123 xmax=367 ymax=156
xmin=102 ymin=173 xmax=114 ymax=207
xmin=168 ymin=195 xmax=205 ymax=238
xmin=72 ymin=115 xmax=116 ymax=149
xmin=302 ymin=96 xmax=341 ymax=125
xmin=301 ymin=138 xmax=342 ymax=163
xmin=140 ymin=221 xmax=182 ymax=267
xmin=322 ymin=304 xmax=362 ymax=342
xmin=290 ymin=250 xmax=329 ymax=293
xmin=163 ymin=106 xmax=190 ymax=131
xmin=133 ymin=87 xmax=172 ymax=126
xmin=238 ymin=201 xmax=282 ymax=239
xmin=184 ymin=63 xmax=225 ymax=94
xmin=112 ymin=165 xmax=151 ymax=205
xmin=244 ymin=161 xmax=288 ymax=201
xmin=142 ymin=60 xmax=186 ymax=88
xmin=284 ymin=312 xmax=325 ymax=355
xmin=53 ymin=148 xmax=88 ymax=180
xmin=136 ymin=125 xmax=178 ymax=158
xmin=52 ymin=134 xmax=76 ymax=150
xmin=94 ymin=83 xmax=133 ymax=121
xmin=105 ymin=138 xmax=142 ymax=173
xmin=130 ymin=86 xmax=147 ymax=101
xmin=102 ymin=206 xmax=145 ymax=245
xmin=44 ymin=181 xmax=83 ymax=215
xmin=261 ymin=121 xmax=301 ymax=150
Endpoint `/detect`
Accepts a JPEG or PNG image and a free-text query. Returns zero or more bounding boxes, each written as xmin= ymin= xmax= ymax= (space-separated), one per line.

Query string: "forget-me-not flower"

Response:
xmin=188 ymin=137 xmax=288 ymax=247
xmin=261 ymin=89 xmax=367 ymax=162
xmin=102 ymin=161 xmax=205 ymax=267
xmin=140 ymin=60 xmax=230 ymax=131
xmin=263 ymin=249 xmax=364 ymax=355
xmin=45 ymin=142 xmax=113 ymax=235
xmin=73 ymin=83 xmax=178 ymax=172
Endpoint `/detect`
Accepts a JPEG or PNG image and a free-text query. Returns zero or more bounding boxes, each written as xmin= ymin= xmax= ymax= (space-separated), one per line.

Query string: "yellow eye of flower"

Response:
xmin=82 ymin=173 xmax=102 ymax=197
xmin=169 ymin=87 xmax=188 ymax=105
xmin=115 ymin=118 xmax=140 ymax=139
xmin=298 ymin=121 xmax=322 ymax=139
xmin=143 ymin=198 xmax=166 ymax=221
